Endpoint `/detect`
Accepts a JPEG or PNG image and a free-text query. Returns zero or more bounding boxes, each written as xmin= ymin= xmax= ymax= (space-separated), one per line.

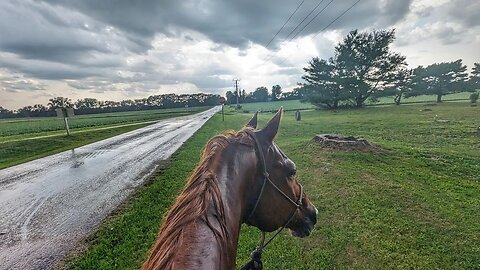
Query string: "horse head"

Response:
xmin=244 ymin=108 xmax=317 ymax=238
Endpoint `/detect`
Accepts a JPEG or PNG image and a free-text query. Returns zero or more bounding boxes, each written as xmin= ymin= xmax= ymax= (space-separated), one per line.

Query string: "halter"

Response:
xmin=241 ymin=130 xmax=304 ymax=270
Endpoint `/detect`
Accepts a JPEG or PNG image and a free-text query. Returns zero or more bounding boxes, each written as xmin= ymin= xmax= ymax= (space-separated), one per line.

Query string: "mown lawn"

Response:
xmin=229 ymin=99 xmax=315 ymax=112
xmin=67 ymin=102 xmax=479 ymax=269
xmin=367 ymin=91 xmax=471 ymax=105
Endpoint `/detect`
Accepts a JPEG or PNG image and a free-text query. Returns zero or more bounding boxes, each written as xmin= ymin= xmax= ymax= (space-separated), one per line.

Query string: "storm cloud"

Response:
xmin=0 ymin=0 xmax=478 ymax=109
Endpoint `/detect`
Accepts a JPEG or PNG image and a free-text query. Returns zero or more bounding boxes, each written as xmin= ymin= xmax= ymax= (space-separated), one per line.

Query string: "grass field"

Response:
xmin=67 ymin=101 xmax=480 ymax=269
xmin=226 ymin=92 xmax=472 ymax=113
xmin=0 ymin=107 xmax=207 ymax=169
xmin=229 ymin=99 xmax=315 ymax=112
xmin=368 ymin=91 xmax=471 ymax=105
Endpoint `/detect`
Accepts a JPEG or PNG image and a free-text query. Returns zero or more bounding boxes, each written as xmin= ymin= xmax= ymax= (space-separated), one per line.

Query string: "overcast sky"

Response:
xmin=0 ymin=0 xmax=479 ymax=109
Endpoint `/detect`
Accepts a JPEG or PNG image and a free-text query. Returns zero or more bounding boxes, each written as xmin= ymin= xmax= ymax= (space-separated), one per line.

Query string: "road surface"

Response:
xmin=0 ymin=106 xmax=220 ymax=270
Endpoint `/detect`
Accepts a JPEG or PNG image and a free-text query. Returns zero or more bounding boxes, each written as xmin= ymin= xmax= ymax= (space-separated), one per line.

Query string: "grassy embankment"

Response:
xmin=67 ymin=101 xmax=479 ymax=269
xmin=0 ymin=107 xmax=207 ymax=169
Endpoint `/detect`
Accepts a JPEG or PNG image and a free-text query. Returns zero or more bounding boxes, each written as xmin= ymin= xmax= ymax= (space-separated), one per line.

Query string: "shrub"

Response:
xmin=470 ymin=92 xmax=479 ymax=105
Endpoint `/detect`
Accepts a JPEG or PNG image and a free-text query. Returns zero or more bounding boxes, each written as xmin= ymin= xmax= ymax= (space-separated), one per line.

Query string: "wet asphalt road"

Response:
xmin=0 ymin=106 xmax=220 ymax=270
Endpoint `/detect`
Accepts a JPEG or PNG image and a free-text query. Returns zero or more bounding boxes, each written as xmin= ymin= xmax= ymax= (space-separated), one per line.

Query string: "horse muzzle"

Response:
xmin=290 ymin=205 xmax=317 ymax=238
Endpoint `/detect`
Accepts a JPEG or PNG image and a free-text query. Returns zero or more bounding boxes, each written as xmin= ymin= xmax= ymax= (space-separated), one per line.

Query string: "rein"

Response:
xmin=241 ymin=130 xmax=303 ymax=270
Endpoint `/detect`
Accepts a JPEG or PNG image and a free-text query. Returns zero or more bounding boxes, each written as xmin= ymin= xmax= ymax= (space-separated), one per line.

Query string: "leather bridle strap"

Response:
xmin=245 ymin=130 xmax=303 ymax=222
xmin=241 ymin=130 xmax=304 ymax=270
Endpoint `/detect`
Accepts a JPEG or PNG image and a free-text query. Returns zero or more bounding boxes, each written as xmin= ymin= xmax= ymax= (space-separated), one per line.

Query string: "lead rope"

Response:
xmin=241 ymin=131 xmax=304 ymax=270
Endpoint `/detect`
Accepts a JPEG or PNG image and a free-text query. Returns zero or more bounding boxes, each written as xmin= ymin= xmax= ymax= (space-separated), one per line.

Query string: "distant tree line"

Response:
xmin=0 ymin=93 xmax=221 ymax=118
xmin=225 ymin=85 xmax=305 ymax=105
xmin=299 ymin=29 xmax=480 ymax=109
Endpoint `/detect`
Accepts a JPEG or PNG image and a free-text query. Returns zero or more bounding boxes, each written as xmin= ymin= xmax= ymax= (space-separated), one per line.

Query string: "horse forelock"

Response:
xmin=142 ymin=128 xmax=254 ymax=270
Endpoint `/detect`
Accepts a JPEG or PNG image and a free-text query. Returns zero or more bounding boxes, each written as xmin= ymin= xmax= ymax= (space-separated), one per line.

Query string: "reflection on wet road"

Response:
xmin=0 ymin=106 xmax=220 ymax=270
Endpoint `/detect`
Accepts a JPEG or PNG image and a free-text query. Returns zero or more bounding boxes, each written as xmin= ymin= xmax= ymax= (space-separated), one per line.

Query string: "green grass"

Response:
xmin=368 ymin=91 xmax=471 ymax=105
xmin=229 ymin=99 xmax=315 ymax=112
xmin=0 ymin=107 xmax=208 ymax=169
xmin=66 ymin=101 xmax=479 ymax=269
xmin=224 ymin=92 xmax=472 ymax=114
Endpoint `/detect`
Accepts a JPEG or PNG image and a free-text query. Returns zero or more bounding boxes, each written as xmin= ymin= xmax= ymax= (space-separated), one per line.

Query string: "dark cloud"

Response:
xmin=0 ymin=54 xmax=98 ymax=80
xmin=0 ymin=78 xmax=47 ymax=92
xmin=447 ymin=0 xmax=480 ymax=27
xmin=0 ymin=0 xmax=414 ymax=84
xmin=2 ymin=0 xmax=476 ymax=105
xmin=41 ymin=0 xmax=413 ymax=49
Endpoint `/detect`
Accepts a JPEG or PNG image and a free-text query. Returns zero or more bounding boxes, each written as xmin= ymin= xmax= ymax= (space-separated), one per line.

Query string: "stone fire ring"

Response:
xmin=312 ymin=134 xmax=383 ymax=153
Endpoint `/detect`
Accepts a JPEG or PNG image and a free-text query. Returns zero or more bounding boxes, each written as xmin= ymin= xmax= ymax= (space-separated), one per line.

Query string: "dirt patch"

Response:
xmin=312 ymin=134 xmax=384 ymax=153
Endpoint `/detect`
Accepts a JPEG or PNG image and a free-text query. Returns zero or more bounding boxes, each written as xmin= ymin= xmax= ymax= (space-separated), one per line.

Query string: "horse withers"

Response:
xmin=142 ymin=108 xmax=317 ymax=270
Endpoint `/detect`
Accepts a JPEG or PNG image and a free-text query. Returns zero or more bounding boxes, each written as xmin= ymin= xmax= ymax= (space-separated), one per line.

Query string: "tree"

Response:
xmin=388 ymin=69 xmax=413 ymax=105
xmin=301 ymin=29 xmax=407 ymax=108
xmin=75 ymin=98 xmax=99 ymax=109
xmin=335 ymin=29 xmax=407 ymax=107
xmin=0 ymin=106 xmax=14 ymax=118
xmin=225 ymin=91 xmax=235 ymax=104
xmin=241 ymin=89 xmax=247 ymax=102
xmin=409 ymin=60 xmax=468 ymax=102
xmin=271 ymin=85 xmax=282 ymax=101
xmin=470 ymin=92 xmax=479 ymax=105
xmin=252 ymin=87 xmax=269 ymax=102
xmin=104 ymin=100 xmax=120 ymax=108
xmin=48 ymin=97 xmax=73 ymax=110
xmin=469 ymin=63 xmax=480 ymax=91
xmin=300 ymin=57 xmax=346 ymax=109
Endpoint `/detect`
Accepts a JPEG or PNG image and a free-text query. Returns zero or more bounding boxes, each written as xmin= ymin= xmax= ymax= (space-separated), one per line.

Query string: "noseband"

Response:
xmin=241 ymin=130 xmax=304 ymax=270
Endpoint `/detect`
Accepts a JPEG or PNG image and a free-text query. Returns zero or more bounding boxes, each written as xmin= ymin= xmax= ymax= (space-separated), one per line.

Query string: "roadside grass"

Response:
xmin=0 ymin=107 xmax=208 ymax=169
xmin=68 ymin=102 xmax=479 ymax=269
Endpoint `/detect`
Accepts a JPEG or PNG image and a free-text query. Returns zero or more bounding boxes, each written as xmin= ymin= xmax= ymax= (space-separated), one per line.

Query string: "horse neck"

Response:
xmin=213 ymin=144 xmax=256 ymax=265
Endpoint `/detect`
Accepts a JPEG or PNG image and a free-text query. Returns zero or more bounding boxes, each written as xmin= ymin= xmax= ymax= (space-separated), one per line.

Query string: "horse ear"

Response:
xmin=245 ymin=111 xmax=258 ymax=129
xmin=260 ymin=107 xmax=283 ymax=141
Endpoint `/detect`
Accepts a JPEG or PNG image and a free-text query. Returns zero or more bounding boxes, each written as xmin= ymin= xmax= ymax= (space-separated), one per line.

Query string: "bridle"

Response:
xmin=241 ymin=130 xmax=304 ymax=270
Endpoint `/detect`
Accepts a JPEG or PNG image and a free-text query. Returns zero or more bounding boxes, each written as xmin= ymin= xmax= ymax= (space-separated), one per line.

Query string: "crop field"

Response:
xmin=0 ymin=106 xmax=208 ymax=169
xmin=67 ymin=102 xmax=480 ymax=269
xmin=0 ymin=107 xmax=207 ymax=140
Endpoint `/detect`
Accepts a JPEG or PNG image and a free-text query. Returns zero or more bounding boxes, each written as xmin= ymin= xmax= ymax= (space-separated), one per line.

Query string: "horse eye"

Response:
xmin=288 ymin=168 xmax=296 ymax=177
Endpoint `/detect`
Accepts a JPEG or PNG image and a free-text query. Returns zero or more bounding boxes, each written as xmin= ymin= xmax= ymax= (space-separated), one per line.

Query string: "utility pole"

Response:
xmin=233 ymin=79 xmax=240 ymax=108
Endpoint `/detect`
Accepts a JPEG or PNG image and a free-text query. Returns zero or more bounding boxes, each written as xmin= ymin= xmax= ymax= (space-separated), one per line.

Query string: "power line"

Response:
xmin=264 ymin=0 xmax=305 ymax=49
xmin=276 ymin=0 xmax=362 ymax=66
xmin=313 ymin=0 xmax=362 ymax=38
xmin=283 ymin=0 xmax=326 ymax=42
xmin=263 ymin=0 xmax=325 ymax=63
xmin=290 ymin=0 xmax=336 ymax=41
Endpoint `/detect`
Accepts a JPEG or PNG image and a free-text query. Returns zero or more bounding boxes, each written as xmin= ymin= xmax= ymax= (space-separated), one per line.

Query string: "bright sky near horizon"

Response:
xmin=0 ymin=0 xmax=479 ymax=110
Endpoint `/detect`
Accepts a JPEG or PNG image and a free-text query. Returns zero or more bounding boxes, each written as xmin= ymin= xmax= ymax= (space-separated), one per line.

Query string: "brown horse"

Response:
xmin=142 ymin=108 xmax=317 ymax=270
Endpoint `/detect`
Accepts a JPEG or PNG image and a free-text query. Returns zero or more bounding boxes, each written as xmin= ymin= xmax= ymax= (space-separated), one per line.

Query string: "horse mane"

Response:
xmin=141 ymin=128 xmax=253 ymax=270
